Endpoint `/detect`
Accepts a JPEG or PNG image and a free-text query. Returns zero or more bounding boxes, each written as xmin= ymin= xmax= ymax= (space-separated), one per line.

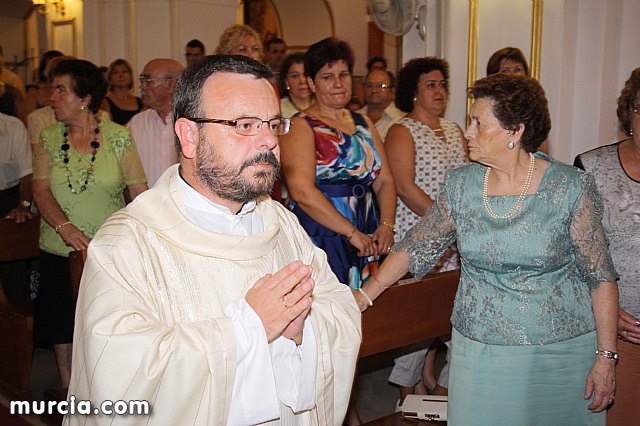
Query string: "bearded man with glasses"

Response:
xmin=65 ymin=55 xmax=361 ymax=426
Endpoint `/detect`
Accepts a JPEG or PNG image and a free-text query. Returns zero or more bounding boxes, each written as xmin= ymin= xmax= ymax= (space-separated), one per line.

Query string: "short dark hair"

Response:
xmin=277 ymin=52 xmax=305 ymax=97
xmin=366 ymin=56 xmax=387 ymax=71
xmin=186 ymin=39 xmax=205 ymax=52
xmin=265 ymin=37 xmax=285 ymax=51
xmin=486 ymin=47 xmax=529 ymax=76
xmin=173 ymin=54 xmax=274 ymax=154
xmin=469 ymin=73 xmax=551 ymax=152
xmin=49 ymin=59 xmax=107 ymax=114
xmin=617 ymin=67 xmax=640 ymax=137
xmin=37 ymin=50 xmax=64 ymax=82
xmin=106 ymin=58 xmax=134 ymax=90
xmin=395 ymin=57 xmax=449 ymax=113
xmin=304 ymin=37 xmax=354 ymax=81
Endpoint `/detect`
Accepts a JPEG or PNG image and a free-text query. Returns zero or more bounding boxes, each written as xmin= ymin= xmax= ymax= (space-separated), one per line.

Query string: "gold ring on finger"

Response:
xmin=282 ymin=297 xmax=289 ymax=308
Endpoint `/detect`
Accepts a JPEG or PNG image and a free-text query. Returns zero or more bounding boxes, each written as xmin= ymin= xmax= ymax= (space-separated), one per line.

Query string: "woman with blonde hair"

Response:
xmin=100 ymin=58 xmax=143 ymax=125
xmin=215 ymin=24 xmax=262 ymax=61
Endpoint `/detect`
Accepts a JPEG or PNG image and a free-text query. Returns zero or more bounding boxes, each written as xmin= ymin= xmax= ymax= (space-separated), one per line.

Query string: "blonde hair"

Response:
xmin=215 ymin=24 xmax=263 ymax=59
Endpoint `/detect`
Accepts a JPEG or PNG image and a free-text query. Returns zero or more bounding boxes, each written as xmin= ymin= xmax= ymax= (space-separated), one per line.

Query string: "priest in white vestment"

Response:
xmin=65 ymin=55 xmax=361 ymax=426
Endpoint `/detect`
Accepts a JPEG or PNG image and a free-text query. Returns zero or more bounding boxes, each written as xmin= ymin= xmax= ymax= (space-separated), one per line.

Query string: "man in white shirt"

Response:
xmin=0 ymin=112 xmax=32 ymax=304
xmin=1 ymin=112 xmax=32 ymax=221
xmin=127 ymin=58 xmax=183 ymax=186
xmin=66 ymin=55 xmax=361 ymax=425
xmin=358 ymin=69 xmax=406 ymax=140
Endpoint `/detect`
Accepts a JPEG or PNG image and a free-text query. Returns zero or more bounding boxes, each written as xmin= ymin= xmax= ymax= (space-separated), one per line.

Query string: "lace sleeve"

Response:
xmin=569 ymin=173 xmax=618 ymax=290
xmin=393 ymin=189 xmax=457 ymax=279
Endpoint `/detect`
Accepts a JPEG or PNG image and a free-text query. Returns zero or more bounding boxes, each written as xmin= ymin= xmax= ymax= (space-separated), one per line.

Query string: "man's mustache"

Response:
xmin=240 ymin=152 xmax=280 ymax=172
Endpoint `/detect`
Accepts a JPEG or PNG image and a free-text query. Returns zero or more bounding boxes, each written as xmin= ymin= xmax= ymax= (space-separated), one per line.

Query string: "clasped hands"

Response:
xmin=245 ymin=261 xmax=315 ymax=346
xmin=349 ymin=224 xmax=395 ymax=258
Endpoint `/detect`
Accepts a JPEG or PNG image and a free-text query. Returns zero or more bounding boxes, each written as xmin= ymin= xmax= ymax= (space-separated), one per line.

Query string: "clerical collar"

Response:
xmin=177 ymin=168 xmax=260 ymax=235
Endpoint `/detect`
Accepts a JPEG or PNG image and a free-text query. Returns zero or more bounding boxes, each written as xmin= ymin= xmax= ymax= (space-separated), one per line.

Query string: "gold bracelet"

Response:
xmin=368 ymin=275 xmax=388 ymax=289
xmin=345 ymin=225 xmax=357 ymax=240
xmin=55 ymin=221 xmax=72 ymax=233
xmin=380 ymin=220 xmax=396 ymax=232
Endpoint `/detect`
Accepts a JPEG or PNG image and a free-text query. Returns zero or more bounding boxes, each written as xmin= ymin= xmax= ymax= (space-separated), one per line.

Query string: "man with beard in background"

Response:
xmin=65 ymin=55 xmax=361 ymax=426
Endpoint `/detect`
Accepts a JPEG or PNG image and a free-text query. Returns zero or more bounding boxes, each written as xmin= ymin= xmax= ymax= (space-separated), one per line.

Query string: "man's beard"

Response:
xmin=195 ymin=133 xmax=280 ymax=203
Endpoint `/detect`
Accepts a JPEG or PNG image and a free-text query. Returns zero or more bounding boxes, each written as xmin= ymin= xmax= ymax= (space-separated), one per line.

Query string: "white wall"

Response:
xmin=81 ymin=0 xmax=236 ymax=72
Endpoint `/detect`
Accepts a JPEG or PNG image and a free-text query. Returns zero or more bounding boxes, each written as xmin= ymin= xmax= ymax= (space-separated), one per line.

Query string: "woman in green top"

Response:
xmin=355 ymin=73 xmax=618 ymax=425
xmin=32 ymin=59 xmax=147 ymax=388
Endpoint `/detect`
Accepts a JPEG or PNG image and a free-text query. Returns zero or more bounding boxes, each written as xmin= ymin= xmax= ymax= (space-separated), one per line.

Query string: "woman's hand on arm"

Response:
xmin=585 ymin=281 xmax=618 ymax=412
xmin=280 ymin=116 xmax=376 ymax=257
xmin=618 ymin=307 xmax=640 ymax=344
xmin=33 ymin=178 xmax=91 ymax=250
xmin=384 ymin=123 xmax=432 ymax=216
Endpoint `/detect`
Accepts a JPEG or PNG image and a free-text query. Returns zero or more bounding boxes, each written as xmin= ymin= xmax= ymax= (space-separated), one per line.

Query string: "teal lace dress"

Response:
xmin=394 ymin=153 xmax=617 ymax=425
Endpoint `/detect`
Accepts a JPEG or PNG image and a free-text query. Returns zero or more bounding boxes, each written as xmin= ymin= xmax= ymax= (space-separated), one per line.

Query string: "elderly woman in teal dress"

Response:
xmin=280 ymin=37 xmax=396 ymax=290
xmin=32 ymin=59 xmax=147 ymax=388
xmin=357 ymin=73 xmax=618 ymax=425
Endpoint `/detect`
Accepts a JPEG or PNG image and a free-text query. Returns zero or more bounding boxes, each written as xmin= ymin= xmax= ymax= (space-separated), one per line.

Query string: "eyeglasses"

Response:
xmin=364 ymin=82 xmax=392 ymax=90
xmin=138 ymin=76 xmax=173 ymax=86
xmin=187 ymin=116 xmax=291 ymax=136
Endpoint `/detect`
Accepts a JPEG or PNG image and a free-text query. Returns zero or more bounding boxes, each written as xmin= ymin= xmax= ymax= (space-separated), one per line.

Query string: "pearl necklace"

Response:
xmin=61 ymin=119 xmax=101 ymax=194
xmin=482 ymin=152 xmax=535 ymax=219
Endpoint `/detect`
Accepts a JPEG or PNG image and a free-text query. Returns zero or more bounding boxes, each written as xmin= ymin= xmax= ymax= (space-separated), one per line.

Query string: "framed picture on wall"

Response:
xmin=52 ymin=17 xmax=76 ymax=56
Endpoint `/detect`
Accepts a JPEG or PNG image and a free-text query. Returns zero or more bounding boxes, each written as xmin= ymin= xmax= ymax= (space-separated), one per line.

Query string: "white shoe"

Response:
xmin=395 ymin=398 xmax=402 ymax=413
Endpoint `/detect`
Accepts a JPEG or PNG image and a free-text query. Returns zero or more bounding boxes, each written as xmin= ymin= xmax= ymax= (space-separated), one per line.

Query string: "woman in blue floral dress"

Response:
xmin=280 ymin=38 xmax=396 ymax=289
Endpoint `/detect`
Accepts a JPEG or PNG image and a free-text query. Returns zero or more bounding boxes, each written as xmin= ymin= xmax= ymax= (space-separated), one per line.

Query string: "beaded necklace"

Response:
xmin=61 ymin=119 xmax=101 ymax=194
xmin=482 ymin=152 xmax=535 ymax=219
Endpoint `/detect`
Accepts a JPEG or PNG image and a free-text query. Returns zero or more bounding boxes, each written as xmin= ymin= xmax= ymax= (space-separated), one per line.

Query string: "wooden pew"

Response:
xmin=358 ymin=270 xmax=460 ymax=425
xmin=0 ymin=216 xmax=40 ymax=400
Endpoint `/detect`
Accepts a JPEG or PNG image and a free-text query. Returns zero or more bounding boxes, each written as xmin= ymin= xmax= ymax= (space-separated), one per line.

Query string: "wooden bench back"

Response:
xmin=359 ymin=270 xmax=459 ymax=359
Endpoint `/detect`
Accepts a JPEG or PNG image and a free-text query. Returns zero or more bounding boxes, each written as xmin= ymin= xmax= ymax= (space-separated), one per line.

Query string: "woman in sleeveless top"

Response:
xmin=280 ymin=38 xmax=396 ymax=290
xmin=101 ymin=59 xmax=144 ymax=125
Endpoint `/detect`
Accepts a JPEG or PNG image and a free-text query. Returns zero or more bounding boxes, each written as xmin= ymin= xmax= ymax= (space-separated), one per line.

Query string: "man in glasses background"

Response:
xmin=66 ymin=55 xmax=361 ymax=425
xmin=358 ymin=69 xmax=406 ymax=140
xmin=127 ymin=58 xmax=184 ymax=186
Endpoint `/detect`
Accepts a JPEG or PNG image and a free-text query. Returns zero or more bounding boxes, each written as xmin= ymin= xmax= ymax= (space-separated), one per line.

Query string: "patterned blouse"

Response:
xmin=575 ymin=141 xmax=640 ymax=318
xmin=33 ymin=118 xmax=147 ymax=256
xmin=394 ymin=153 xmax=618 ymax=345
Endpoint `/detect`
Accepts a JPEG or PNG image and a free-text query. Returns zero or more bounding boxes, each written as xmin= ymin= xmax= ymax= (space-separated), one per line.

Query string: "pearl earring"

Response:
xmin=286 ymin=85 xmax=290 ymax=91
xmin=80 ymin=105 xmax=86 ymax=111
xmin=413 ymin=97 xmax=417 ymax=102
xmin=507 ymin=141 xmax=515 ymax=150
